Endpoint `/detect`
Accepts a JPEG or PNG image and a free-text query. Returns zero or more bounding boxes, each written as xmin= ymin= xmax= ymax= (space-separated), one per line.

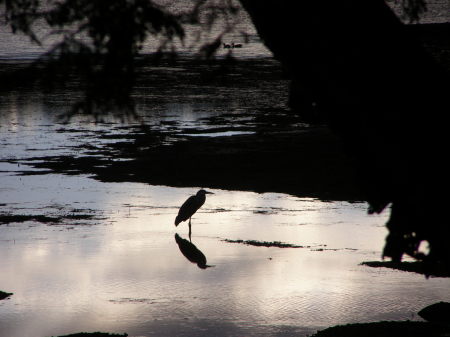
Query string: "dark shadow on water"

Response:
xmin=11 ymin=125 xmax=361 ymax=202
xmin=240 ymin=0 xmax=450 ymax=271
xmin=0 ymin=55 xmax=278 ymax=122
xmin=0 ymin=58 xmax=363 ymax=201
xmin=0 ymin=56 xmax=137 ymax=122
xmin=362 ymin=261 xmax=450 ymax=278
xmin=174 ymin=233 xmax=212 ymax=269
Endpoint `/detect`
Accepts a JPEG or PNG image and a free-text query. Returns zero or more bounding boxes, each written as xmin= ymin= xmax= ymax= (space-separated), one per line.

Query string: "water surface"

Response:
xmin=1 ymin=4 xmax=450 ymax=335
xmin=1 ymin=108 xmax=450 ymax=337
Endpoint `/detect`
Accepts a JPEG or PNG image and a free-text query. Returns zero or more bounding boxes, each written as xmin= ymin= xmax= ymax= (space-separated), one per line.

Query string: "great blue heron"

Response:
xmin=175 ymin=189 xmax=213 ymax=240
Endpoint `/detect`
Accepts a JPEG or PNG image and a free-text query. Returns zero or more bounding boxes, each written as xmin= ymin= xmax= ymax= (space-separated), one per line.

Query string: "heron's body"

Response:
xmin=175 ymin=193 xmax=206 ymax=226
xmin=175 ymin=189 xmax=213 ymax=240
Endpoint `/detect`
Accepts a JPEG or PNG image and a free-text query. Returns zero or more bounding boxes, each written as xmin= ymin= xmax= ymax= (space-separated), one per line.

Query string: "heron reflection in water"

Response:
xmin=175 ymin=233 xmax=212 ymax=269
xmin=175 ymin=189 xmax=213 ymax=241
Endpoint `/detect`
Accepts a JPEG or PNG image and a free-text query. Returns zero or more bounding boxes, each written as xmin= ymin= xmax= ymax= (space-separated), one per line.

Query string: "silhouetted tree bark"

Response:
xmin=239 ymin=0 xmax=450 ymax=273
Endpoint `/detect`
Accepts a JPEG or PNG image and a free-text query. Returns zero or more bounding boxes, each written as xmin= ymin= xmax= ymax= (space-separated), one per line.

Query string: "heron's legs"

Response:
xmin=189 ymin=218 xmax=192 ymax=242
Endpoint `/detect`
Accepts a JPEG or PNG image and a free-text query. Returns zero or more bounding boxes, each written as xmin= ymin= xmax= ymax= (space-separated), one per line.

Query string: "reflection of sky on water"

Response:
xmin=1 ymin=171 xmax=450 ymax=337
xmin=0 ymin=66 xmax=289 ymax=161
xmin=1 ymin=22 xmax=450 ymax=335
xmin=1 ymin=100 xmax=450 ymax=337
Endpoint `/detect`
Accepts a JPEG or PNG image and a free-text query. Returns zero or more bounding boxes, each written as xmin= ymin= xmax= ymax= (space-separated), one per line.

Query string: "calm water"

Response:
xmin=1 ymin=172 xmax=450 ymax=337
xmin=1 ymin=2 xmax=450 ymax=337
xmin=0 ymin=0 xmax=271 ymax=61
xmin=0 ymin=0 xmax=449 ymax=60
xmin=1 ymin=81 xmax=450 ymax=337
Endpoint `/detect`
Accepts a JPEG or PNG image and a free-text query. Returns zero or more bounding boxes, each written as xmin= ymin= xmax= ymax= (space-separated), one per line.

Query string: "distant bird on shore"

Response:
xmin=175 ymin=189 xmax=213 ymax=240
xmin=223 ymin=42 xmax=243 ymax=49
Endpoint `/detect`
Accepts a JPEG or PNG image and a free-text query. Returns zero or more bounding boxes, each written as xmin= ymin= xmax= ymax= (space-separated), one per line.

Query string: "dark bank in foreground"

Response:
xmin=311 ymin=321 xmax=450 ymax=337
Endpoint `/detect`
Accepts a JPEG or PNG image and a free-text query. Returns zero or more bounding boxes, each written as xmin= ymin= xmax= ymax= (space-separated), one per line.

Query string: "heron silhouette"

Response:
xmin=175 ymin=189 xmax=213 ymax=240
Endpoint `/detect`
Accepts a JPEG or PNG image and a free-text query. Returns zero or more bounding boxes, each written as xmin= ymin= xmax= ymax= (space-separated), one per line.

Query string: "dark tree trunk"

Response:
xmin=240 ymin=0 xmax=450 ymax=271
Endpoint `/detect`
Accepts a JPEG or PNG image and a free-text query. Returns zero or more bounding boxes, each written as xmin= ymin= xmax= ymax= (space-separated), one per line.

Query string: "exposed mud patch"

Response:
xmin=0 ymin=214 xmax=60 ymax=224
xmin=55 ymin=333 xmax=128 ymax=337
xmin=223 ymin=239 xmax=359 ymax=252
xmin=362 ymin=261 xmax=450 ymax=278
xmin=223 ymin=239 xmax=308 ymax=248
xmin=311 ymin=321 xmax=450 ymax=337
xmin=0 ymin=291 xmax=13 ymax=300
xmin=0 ymin=208 xmax=105 ymax=226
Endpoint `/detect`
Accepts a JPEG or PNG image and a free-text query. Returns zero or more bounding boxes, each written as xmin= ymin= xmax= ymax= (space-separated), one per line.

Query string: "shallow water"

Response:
xmin=1 ymin=174 xmax=450 ymax=337
xmin=1 ymin=5 xmax=450 ymax=333
xmin=0 ymin=0 xmax=448 ymax=61
xmin=1 ymin=88 xmax=450 ymax=337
